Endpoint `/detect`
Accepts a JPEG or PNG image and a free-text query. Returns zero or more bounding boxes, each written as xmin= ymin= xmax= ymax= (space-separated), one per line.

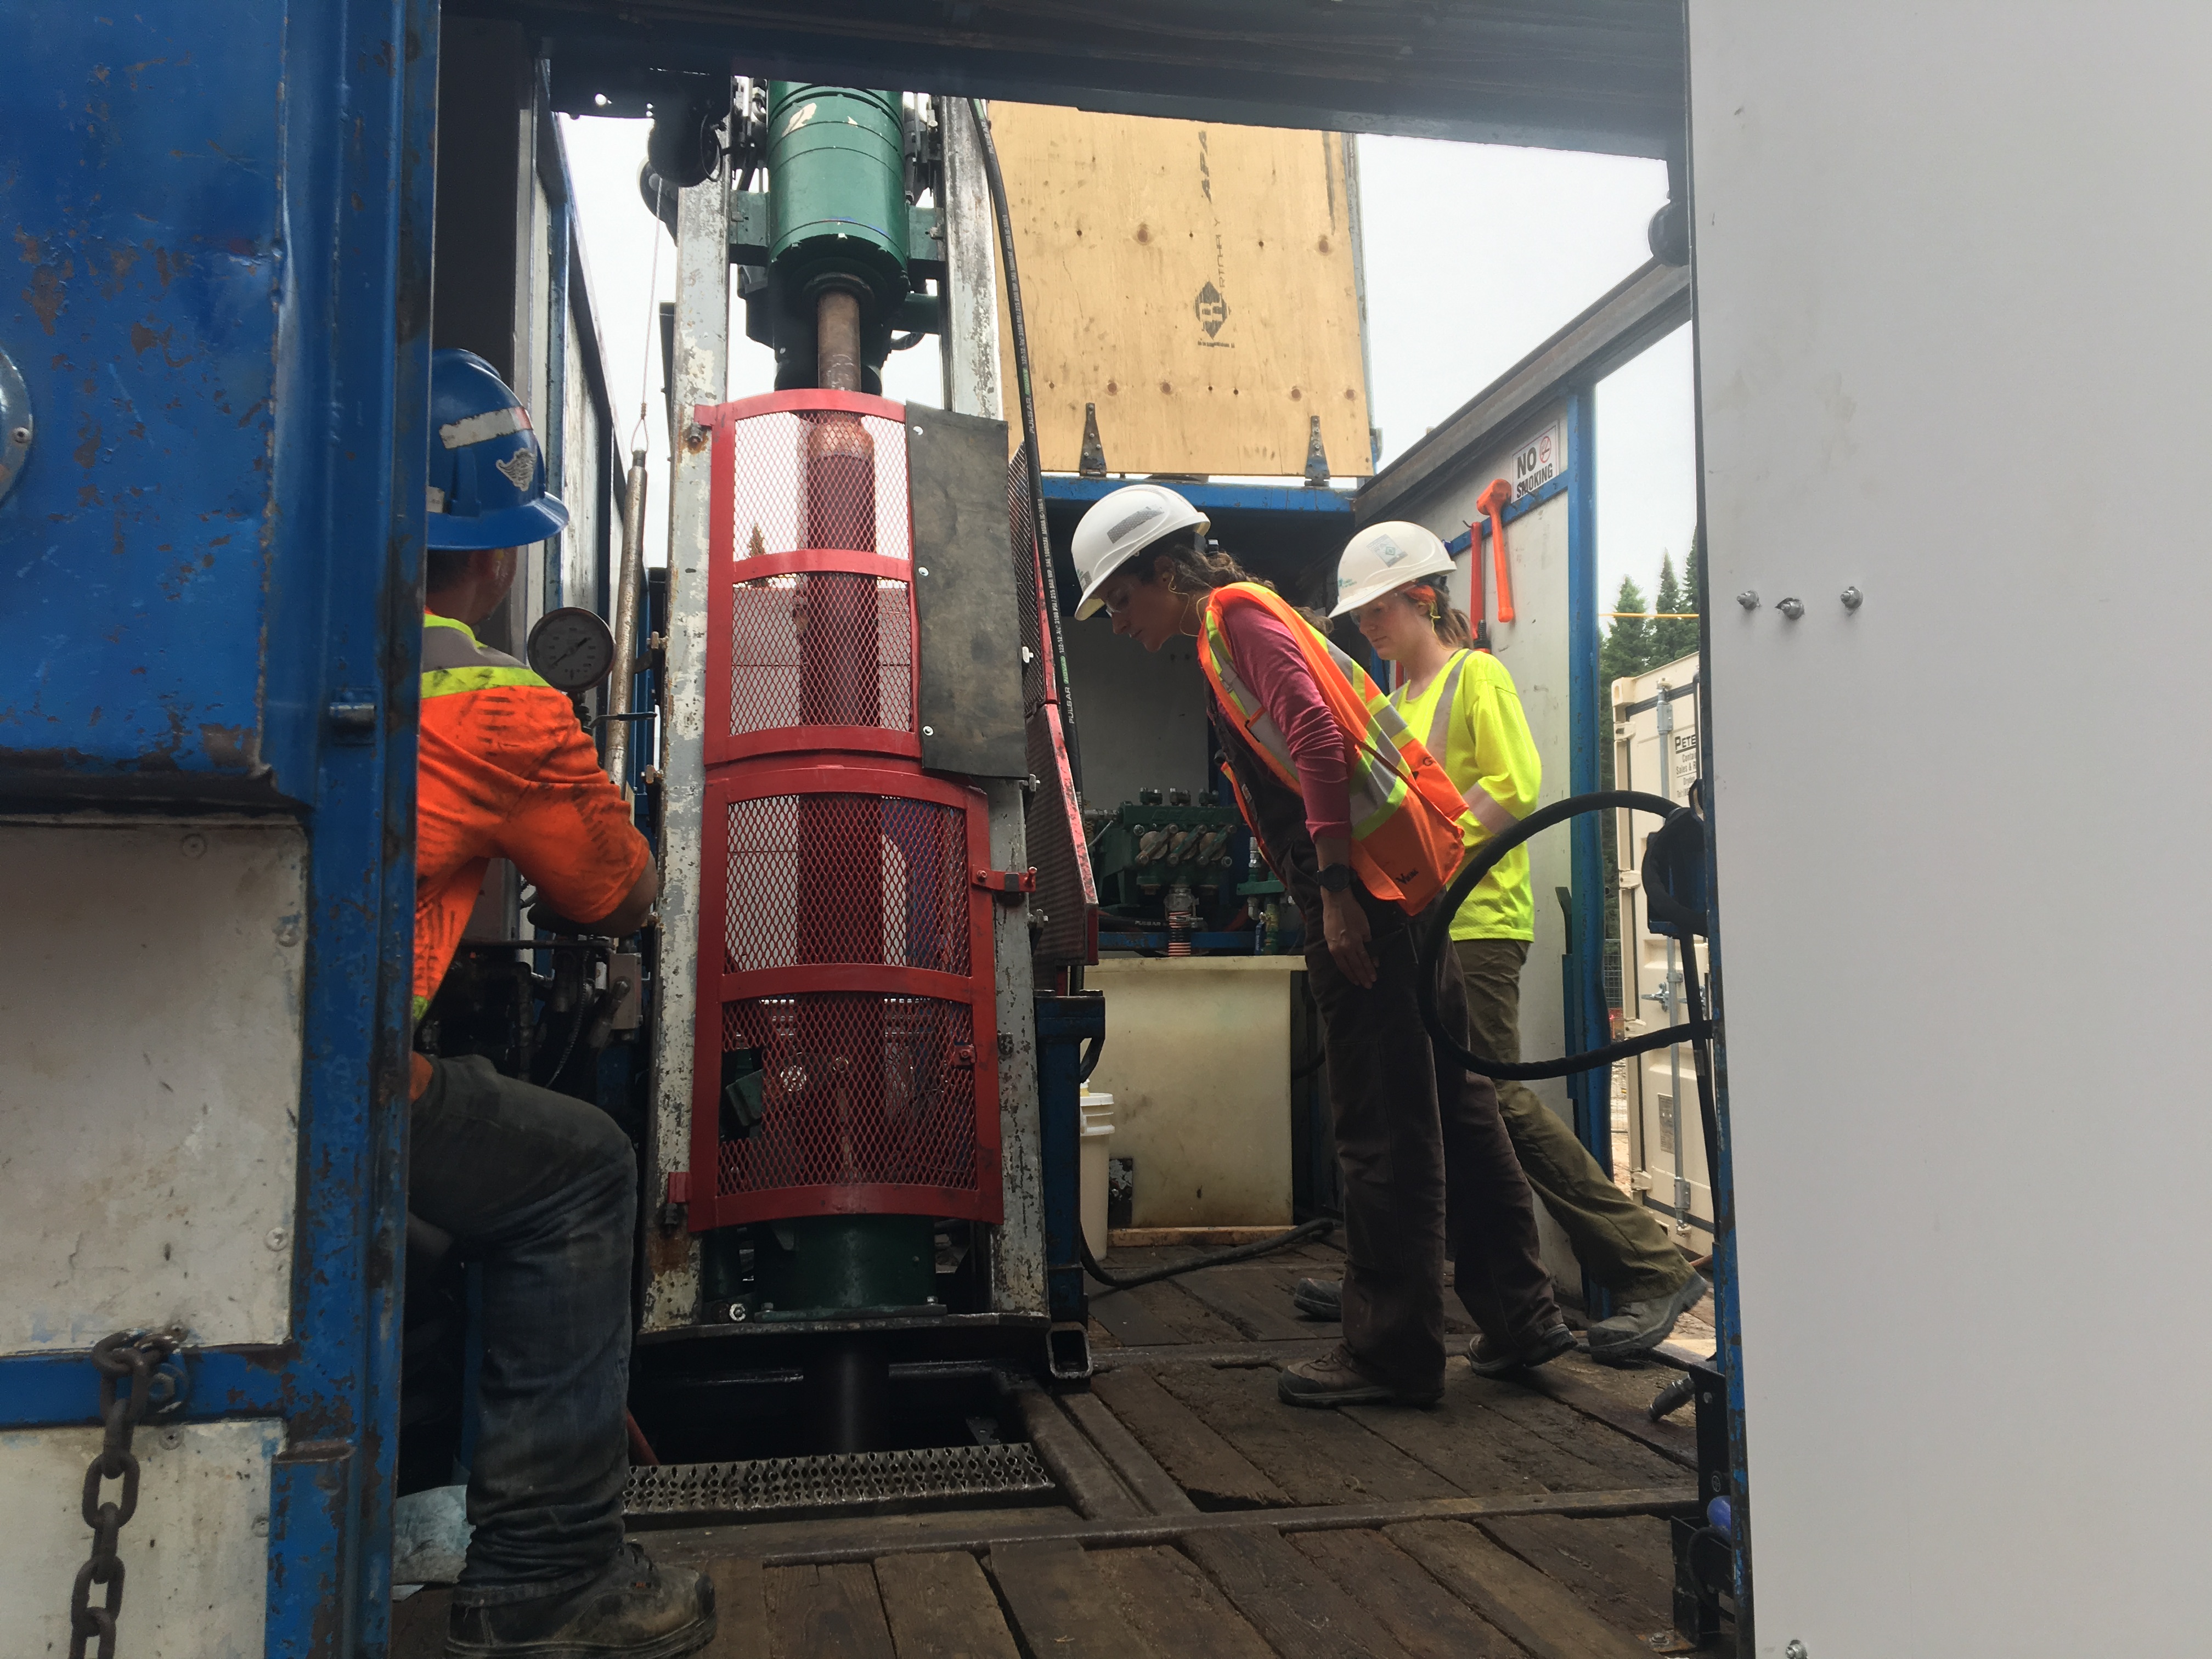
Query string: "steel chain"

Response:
xmin=67 ymin=1331 xmax=177 ymax=1659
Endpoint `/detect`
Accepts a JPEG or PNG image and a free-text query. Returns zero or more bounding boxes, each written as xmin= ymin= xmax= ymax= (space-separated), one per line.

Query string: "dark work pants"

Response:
xmin=1305 ymin=901 xmax=1558 ymax=1396
xmin=1457 ymin=938 xmax=1694 ymax=1302
xmin=410 ymin=1055 xmax=636 ymax=1605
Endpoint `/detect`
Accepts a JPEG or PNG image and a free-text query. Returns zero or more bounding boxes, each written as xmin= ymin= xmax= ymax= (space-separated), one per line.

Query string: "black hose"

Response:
xmin=1417 ymin=790 xmax=1711 ymax=1080
xmin=1079 ymin=1218 xmax=1334 ymax=1294
xmin=968 ymin=97 xmax=1084 ymax=797
xmin=1077 ymin=1033 xmax=1104 ymax=1084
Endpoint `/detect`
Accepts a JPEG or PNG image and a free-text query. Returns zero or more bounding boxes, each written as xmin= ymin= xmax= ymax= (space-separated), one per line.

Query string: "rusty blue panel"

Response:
xmin=0 ymin=4 xmax=311 ymax=801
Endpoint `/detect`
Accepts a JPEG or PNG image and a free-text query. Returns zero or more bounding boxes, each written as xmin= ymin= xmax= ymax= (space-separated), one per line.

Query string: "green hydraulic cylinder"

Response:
xmin=750 ymin=83 xmax=913 ymax=391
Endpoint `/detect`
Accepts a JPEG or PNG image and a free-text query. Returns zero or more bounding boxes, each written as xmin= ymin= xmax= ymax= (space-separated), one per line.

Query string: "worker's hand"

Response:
xmin=1321 ymin=887 xmax=1376 ymax=990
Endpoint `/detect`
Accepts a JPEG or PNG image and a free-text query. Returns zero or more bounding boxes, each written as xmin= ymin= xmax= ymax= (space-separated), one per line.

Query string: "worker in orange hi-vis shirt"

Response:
xmin=410 ymin=349 xmax=715 ymax=1658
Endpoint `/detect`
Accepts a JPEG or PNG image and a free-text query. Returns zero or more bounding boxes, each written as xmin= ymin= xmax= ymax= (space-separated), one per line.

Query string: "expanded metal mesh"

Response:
xmin=728 ymin=408 xmax=910 ymax=563
xmin=624 ymin=1443 xmax=1051 ymax=1519
xmin=717 ymin=993 xmax=980 ymax=1198
xmin=729 ymin=574 xmax=914 ymax=739
xmin=721 ymin=794 xmax=969 ymax=977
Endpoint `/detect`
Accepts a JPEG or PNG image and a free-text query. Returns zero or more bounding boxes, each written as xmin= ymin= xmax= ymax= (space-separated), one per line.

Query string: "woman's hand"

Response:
xmin=1321 ymin=887 xmax=1377 ymax=989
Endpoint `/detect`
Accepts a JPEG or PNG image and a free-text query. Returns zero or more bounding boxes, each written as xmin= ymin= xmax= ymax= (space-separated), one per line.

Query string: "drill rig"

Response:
xmin=630 ymin=85 xmax=1099 ymax=1462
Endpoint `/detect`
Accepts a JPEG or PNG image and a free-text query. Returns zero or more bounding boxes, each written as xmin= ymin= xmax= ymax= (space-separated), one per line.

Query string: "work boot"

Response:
xmin=1585 ymin=1274 xmax=1709 ymax=1363
xmin=447 ymin=1542 xmax=716 ymax=1658
xmin=1278 ymin=1344 xmax=1440 ymax=1409
xmin=1466 ymin=1321 xmax=1577 ymax=1379
xmin=1290 ymin=1277 xmax=1342 ymax=1320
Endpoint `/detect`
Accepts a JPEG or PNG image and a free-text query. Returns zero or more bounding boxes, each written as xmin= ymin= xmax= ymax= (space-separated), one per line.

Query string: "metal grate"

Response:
xmin=729 ymin=408 xmax=910 ymax=562
xmin=718 ymin=994 xmax=980 ymax=1198
xmin=721 ymin=794 xmax=970 ymax=977
xmin=625 ymin=1442 xmax=1051 ymax=1519
xmin=729 ymin=573 xmax=914 ymax=739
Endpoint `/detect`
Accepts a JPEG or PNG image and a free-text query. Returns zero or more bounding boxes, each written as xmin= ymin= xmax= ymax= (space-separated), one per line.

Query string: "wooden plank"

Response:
xmin=1183 ymin=1526 xmax=1415 ymax=1659
xmin=1119 ymin=1281 xmax=1250 ymax=1345
xmin=1092 ymin=1367 xmax=1289 ymax=1508
xmin=723 ymin=1487 xmax=1696 ymax=1570
xmin=986 ymin=1538 xmax=1164 ymax=1657
xmin=1109 ymin=1226 xmax=1310 ymax=1247
xmin=1290 ymin=1530 xmax=1526 ymax=1659
xmin=1385 ymin=1521 xmax=1655 ymax=1659
xmin=1089 ymin=1545 xmax=1279 ymax=1659
xmin=765 ymin=1561 xmax=898 ymax=1659
xmin=1176 ymin=1268 xmax=1324 ymax=1342
xmin=1517 ymin=1362 xmax=1697 ymax=1470
xmin=1005 ymin=1377 xmax=1145 ymax=1519
xmin=991 ymin=105 xmax=1373 ymax=477
xmin=1479 ymin=1515 xmax=1675 ymax=1640
xmin=1152 ymin=1362 xmax=1462 ymax=1506
xmin=1459 ymin=1374 xmax=1685 ymax=1491
xmin=1093 ymin=1337 xmax=1334 ymax=1372
xmin=1341 ymin=1398 xmax=1549 ymax=1502
xmin=1085 ymin=1283 xmax=1190 ymax=1348
xmin=702 ymin=1558 xmax=770 ymax=1659
xmin=873 ymin=1550 xmax=1023 ymax=1659
xmin=1058 ymin=1385 xmax=1200 ymax=1514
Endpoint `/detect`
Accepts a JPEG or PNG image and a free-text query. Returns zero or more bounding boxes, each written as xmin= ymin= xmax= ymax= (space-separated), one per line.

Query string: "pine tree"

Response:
xmin=1651 ymin=550 xmax=1697 ymax=665
xmin=1600 ymin=575 xmax=1655 ymax=689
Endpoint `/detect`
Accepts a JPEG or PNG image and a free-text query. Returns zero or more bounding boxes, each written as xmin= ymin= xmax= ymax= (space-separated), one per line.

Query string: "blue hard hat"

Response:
xmin=426 ymin=348 xmax=569 ymax=551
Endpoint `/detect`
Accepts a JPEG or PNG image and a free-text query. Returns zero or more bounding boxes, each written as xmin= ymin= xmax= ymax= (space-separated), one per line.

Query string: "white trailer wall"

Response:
xmin=1689 ymin=7 xmax=2212 ymax=1653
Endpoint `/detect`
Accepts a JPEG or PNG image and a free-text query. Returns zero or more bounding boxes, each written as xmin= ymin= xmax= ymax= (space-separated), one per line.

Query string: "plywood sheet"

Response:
xmin=991 ymin=104 xmax=1371 ymax=477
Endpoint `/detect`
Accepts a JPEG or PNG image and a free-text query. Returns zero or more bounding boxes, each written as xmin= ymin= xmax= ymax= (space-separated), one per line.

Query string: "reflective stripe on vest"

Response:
xmin=422 ymin=612 xmax=549 ymax=699
xmin=1415 ymin=650 xmax=1471 ymax=764
xmin=1197 ymin=583 xmax=1472 ymax=912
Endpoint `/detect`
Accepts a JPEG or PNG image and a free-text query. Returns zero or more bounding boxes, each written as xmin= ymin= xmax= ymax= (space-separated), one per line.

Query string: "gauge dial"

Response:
xmin=526 ymin=607 xmax=616 ymax=692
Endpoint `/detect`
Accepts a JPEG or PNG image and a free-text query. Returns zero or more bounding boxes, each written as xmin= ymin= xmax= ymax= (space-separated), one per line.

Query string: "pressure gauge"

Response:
xmin=526 ymin=607 xmax=616 ymax=692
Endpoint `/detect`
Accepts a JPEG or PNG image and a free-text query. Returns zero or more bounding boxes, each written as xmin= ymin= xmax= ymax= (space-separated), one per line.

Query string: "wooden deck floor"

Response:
xmin=394 ymin=1242 xmax=1727 ymax=1658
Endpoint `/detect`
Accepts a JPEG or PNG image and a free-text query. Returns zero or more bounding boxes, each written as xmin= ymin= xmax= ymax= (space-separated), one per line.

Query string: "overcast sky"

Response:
xmin=561 ymin=117 xmax=1697 ymax=608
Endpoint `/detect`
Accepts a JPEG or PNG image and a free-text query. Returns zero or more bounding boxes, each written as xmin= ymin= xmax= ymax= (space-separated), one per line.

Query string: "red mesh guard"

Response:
xmin=716 ymin=995 xmax=984 ymax=1206
xmin=720 ymin=794 xmax=970 ymax=978
xmin=729 ymin=575 xmax=914 ymax=741
xmin=690 ymin=394 xmax=1002 ymax=1229
xmin=726 ymin=408 xmax=910 ymax=562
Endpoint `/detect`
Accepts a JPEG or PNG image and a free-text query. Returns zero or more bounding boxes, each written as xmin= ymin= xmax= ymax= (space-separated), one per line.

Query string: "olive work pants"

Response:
xmin=409 ymin=1055 xmax=635 ymax=1605
xmin=1306 ymin=901 xmax=1559 ymax=1397
xmin=1454 ymin=938 xmax=1694 ymax=1305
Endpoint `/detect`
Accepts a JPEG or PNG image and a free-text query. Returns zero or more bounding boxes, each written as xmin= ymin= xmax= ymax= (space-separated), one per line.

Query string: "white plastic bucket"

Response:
xmin=1079 ymin=1090 xmax=1115 ymax=1261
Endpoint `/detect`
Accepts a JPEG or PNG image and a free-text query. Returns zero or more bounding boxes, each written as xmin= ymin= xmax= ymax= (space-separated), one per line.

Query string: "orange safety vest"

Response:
xmin=1197 ymin=583 xmax=1471 ymax=914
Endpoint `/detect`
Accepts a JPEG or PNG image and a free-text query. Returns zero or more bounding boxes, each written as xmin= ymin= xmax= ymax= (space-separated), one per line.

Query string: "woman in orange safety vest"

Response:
xmin=1069 ymin=486 xmax=1568 ymax=1411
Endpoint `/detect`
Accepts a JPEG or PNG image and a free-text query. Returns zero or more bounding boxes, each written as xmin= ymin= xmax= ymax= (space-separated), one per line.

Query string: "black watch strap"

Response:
xmin=1317 ymin=862 xmax=1353 ymax=894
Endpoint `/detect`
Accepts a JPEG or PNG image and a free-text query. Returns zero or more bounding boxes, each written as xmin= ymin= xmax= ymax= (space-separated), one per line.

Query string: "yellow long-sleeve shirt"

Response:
xmin=1391 ymin=649 xmax=1540 ymax=941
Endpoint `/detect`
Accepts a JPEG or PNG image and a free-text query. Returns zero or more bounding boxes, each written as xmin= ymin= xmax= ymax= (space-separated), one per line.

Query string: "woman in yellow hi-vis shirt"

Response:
xmin=1294 ymin=521 xmax=1707 ymax=1359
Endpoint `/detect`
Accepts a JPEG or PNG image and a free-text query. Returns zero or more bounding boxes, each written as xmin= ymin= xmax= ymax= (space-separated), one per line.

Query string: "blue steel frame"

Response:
xmin=1039 ymin=475 xmax=1359 ymax=520
xmin=0 ymin=2 xmax=434 ymax=1650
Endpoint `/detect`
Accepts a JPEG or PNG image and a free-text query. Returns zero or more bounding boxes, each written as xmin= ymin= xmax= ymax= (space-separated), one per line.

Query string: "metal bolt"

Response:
xmin=266 ymin=1227 xmax=289 ymax=1251
xmin=180 ymin=832 xmax=208 ymax=859
xmin=159 ymin=1429 xmax=185 ymax=1450
xmin=1840 ymin=584 xmax=1863 ymax=611
xmin=1021 ymin=646 xmax=1035 ymax=664
xmin=8 ymin=426 xmax=28 ymax=446
xmin=911 ymin=425 xmax=924 ymax=435
xmin=1775 ymin=596 xmax=1804 ymax=619
xmin=726 ymin=1302 xmax=748 ymax=1323
xmin=1735 ymin=590 xmax=1759 ymax=611
xmin=916 ymin=566 xmax=929 ymax=578
xmin=1785 ymin=1644 xmax=1809 ymax=1659
xmin=921 ymin=725 xmax=934 ymax=737
xmin=275 ymin=916 xmax=302 ymax=947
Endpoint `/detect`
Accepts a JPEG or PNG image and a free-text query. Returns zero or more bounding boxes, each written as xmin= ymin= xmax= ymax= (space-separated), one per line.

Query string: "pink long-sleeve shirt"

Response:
xmin=1216 ymin=602 xmax=1352 ymax=844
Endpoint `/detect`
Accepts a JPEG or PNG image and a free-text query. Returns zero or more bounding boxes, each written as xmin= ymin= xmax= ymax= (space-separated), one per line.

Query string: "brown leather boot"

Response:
xmin=445 ymin=1542 xmax=715 ymax=1658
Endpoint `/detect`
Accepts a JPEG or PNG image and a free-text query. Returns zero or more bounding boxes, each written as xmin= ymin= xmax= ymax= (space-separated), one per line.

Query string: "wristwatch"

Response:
xmin=1316 ymin=862 xmax=1353 ymax=894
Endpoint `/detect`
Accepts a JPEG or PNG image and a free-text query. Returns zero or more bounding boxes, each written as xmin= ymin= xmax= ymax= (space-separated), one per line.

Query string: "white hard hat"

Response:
xmin=1329 ymin=520 xmax=1455 ymax=617
xmin=1071 ymin=484 xmax=1210 ymax=620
